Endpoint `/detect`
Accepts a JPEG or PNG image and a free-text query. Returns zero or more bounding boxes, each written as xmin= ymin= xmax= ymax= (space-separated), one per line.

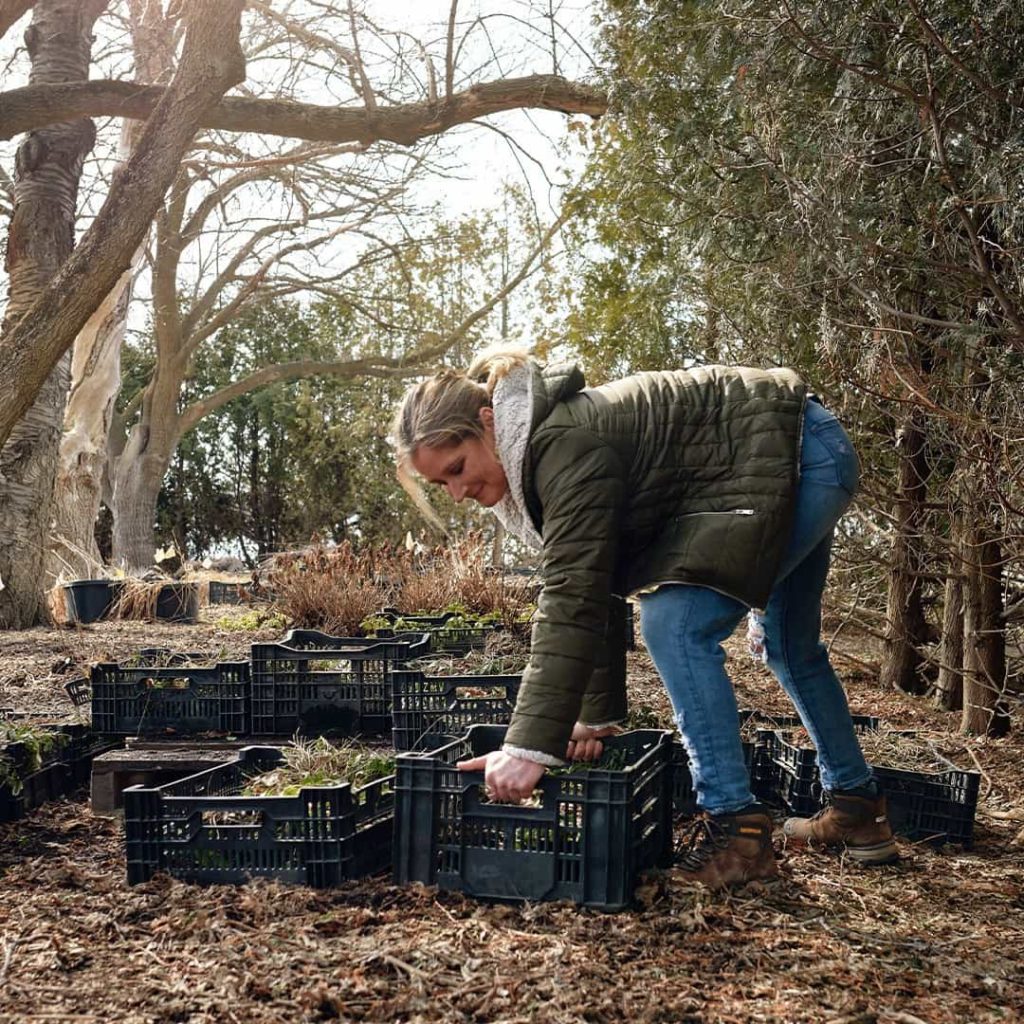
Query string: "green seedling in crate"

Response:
xmin=0 ymin=723 xmax=71 ymax=792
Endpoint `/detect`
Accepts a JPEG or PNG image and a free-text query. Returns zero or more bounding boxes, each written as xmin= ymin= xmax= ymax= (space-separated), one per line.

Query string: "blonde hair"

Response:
xmin=392 ymin=346 xmax=530 ymax=531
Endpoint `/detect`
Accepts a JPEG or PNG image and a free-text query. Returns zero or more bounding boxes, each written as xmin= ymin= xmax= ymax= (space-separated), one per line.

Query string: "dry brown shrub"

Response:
xmin=264 ymin=542 xmax=386 ymax=636
xmin=396 ymin=534 xmax=534 ymax=629
xmin=266 ymin=535 xmax=535 ymax=636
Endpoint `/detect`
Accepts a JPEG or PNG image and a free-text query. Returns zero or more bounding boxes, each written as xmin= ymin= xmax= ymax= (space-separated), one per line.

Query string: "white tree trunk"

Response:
xmin=49 ymin=257 xmax=132 ymax=579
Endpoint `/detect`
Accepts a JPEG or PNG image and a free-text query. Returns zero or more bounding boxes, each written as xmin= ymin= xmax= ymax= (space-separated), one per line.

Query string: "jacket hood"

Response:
xmin=529 ymin=360 xmax=586 ymax=429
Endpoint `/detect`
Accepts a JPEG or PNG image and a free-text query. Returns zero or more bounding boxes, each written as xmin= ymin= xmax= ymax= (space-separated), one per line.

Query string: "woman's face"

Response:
xmin=410 ymin=407 xmax=509 ymax=507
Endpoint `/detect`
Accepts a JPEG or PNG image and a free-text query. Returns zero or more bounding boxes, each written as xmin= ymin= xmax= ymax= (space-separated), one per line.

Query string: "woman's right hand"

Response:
xmin=566 ymin=722 xmax=621 ymax=762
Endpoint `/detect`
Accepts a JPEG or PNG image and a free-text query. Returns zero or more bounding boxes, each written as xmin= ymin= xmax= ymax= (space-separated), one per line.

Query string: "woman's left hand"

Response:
xmin=456 ymin=750 xmax=547 ymax=803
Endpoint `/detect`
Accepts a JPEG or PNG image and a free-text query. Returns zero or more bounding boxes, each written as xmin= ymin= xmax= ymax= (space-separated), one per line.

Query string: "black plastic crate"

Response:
xmin=746 ymin=716 xmax=881 ymax=817
xmin=394 ymin=724 xmax=674 ymax=911
xmin=870 ymin=764 xmax=980 ymax=846
xmin=0 ymin=762 xmax=73 ymax=823
xmin=757 ymin=730 xmax=819 ymax=816
xmin=430 ymin=623 xmax=497 ymax=653
xmin=123 ymin=745 xmax=395 ymax=887
xmin=60 ymin=724 xmax=120 ymax=786
xmin=376 ymin=610 xmax=497 ymax=654
xmin=208 ymin=580 xmax=248 ymax=605
xmin=391 ymin=671 xmax=522 ymax=751
xmin=90 ymin=660 xmax=250 ymax=736
xmin=250 ymin=629 xmax=430 ymax=738
xmin=64 ymin=678 xmax=91 ymax=708
xmin=378 ymin=608 xmax=456 ymax=628
xmin=759 ymin=730 xmax=980 ymax=844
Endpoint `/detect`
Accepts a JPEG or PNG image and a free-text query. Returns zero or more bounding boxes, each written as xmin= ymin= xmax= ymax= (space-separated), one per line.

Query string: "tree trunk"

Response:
xmin=935 ymin=562 xmax=964 ymax=712
xmin=109 ymin=446 xmax=169 ymax=571
xmin=961 ymin=524 xmax=1009 ymax=737
xmin=0 ymin=0 xmax=106 ymax=627
xmin=48 ymin=1 xmax=174 ymax=582
xmin=0 ymin=0 xmax=35 ymax=40
xmin=879 ymin=412 xmax=930 ymax=694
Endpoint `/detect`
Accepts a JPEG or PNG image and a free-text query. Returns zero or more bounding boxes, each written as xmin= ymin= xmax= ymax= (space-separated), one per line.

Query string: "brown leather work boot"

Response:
xmin=674 ymin=804 xmax=779 ymax=890
xmin=783 ymin=785 xmax=899 ymax=865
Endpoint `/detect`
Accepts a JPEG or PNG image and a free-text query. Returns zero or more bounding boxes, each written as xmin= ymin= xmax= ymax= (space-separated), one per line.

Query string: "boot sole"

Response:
xmin=845 ymin=838 xmax=900 ymax=865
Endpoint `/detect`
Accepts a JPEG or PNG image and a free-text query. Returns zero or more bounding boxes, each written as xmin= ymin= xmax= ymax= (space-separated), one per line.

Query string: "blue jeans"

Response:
xmin=638 ymin=399 xmax=872 ymax=814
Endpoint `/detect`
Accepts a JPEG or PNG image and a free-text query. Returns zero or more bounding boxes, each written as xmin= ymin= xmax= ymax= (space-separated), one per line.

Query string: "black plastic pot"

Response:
xmin=155 ymin=582 xmax=199 ymax=623
xmin=64 ymin=579 xmax=119 ymax=624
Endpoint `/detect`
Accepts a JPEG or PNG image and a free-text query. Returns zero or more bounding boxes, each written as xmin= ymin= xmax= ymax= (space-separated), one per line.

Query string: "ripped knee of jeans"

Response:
xmin=747 ymin=610 xmax=768 ymax=664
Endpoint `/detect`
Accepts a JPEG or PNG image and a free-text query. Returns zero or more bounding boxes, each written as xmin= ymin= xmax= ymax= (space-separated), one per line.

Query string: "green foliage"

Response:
xmin=124 ymin=198 xmax=557 ymax=564
xmin=150 ymin=298 xmax=415 ymax=562
xmin=0 ymin=724 xmax=70 ymax=794
xmin=573 ymin=1 xmax=1024 ymax=393
xmin=214 ymin=608 xmax=289 ymax=632
xmin=242 ymin=738 xmax=395 ymax=796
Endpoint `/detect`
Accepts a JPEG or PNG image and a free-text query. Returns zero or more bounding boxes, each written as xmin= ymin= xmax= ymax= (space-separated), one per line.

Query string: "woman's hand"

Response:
xmin=566 ymin=721 xmax=620 ymax=762
xmin=456 ymin=750 xmax=547 ymax=803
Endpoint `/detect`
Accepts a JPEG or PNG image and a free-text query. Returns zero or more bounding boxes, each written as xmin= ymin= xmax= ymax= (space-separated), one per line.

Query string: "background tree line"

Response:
xmin=562 ymin=0 xmax=1024 ymax=737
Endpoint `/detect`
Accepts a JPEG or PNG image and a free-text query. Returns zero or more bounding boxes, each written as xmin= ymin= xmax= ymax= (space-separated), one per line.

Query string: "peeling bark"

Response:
xmin=49 ymin=0 xmax=174 ymax=581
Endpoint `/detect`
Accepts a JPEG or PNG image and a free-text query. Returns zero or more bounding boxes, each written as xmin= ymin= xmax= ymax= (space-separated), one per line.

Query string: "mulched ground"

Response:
xmin=1 ymin=607 xmax=1022 ymax=1023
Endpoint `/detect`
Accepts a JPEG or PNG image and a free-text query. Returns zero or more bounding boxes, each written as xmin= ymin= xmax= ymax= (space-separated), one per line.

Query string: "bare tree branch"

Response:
xmin=906 ymin=0 xmax=1022 ymax=110
xmin=445 ymin=0 xmax=458 ymax=99
xmin=175 ymin=207 xmax=571 ymax=436
xmin=0 ymin=0 xmax=34 ymax=42
xmin=0 ymin=73 xmax=607 ymax=143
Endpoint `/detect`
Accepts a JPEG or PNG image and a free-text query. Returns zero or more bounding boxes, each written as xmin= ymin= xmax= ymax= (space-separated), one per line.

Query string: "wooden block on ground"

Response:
xmin=91 ymin=746 xmax=241 ymax=815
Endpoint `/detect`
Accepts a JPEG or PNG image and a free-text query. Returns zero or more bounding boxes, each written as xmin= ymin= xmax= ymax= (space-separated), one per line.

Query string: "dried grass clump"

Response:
xmin=110 ymin=579 xmax=163 ymax=620
xmin=396 ymin=534 xmax=534 ymax=629
xmin=266 ymin=535 xmax=535 ymax=636
xmin=264 ymin=542 xmax=387 ymax=636
xmin=243 ymin=737 xmax=395 ymax=796
xmin=108 ymin=579 xmax=198 ymax=622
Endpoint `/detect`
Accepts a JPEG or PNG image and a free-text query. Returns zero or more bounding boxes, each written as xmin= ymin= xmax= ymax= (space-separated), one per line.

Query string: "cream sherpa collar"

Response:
xmin=490 ymin=363 xmax=543 ymax=551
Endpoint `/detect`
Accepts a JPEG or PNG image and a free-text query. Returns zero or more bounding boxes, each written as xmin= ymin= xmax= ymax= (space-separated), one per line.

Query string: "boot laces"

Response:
xmin=677 ymin=813 xmax=732 ymax=870
xmin=809 ymin=791 xmax=836 ymax=822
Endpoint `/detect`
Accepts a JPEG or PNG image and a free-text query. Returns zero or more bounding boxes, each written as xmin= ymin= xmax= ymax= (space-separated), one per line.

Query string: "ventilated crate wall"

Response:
xmin=91 ymin=661 xmax=250 ymax=736
xmin=670 ymin=736 xmax=769 ymax=818
xmin=249 ymin=629 xmax=430 ymax=738
xmin=394 ymin=724 xmax=674 ymax=911
xmin=390 ymin=671 xmax=522 ymax=751
xmin=123 ymin=745 xmax=395 ymax=887
xmin=377 ymin=610 xmax=498 ymax=654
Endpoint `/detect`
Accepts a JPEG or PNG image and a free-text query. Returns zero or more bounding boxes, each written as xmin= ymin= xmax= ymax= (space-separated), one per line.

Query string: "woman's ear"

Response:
xmin=478 ymin=405 xmax=495 ymax=431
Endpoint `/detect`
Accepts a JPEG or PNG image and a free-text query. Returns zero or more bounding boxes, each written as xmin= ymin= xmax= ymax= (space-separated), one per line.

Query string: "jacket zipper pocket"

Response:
xmin=676 ymin=508 xmax=756 ymax=519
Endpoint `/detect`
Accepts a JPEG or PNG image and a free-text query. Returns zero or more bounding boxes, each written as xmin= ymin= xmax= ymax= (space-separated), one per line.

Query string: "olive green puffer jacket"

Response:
xmin=503 ymin=361 xmax=808 ymax=762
